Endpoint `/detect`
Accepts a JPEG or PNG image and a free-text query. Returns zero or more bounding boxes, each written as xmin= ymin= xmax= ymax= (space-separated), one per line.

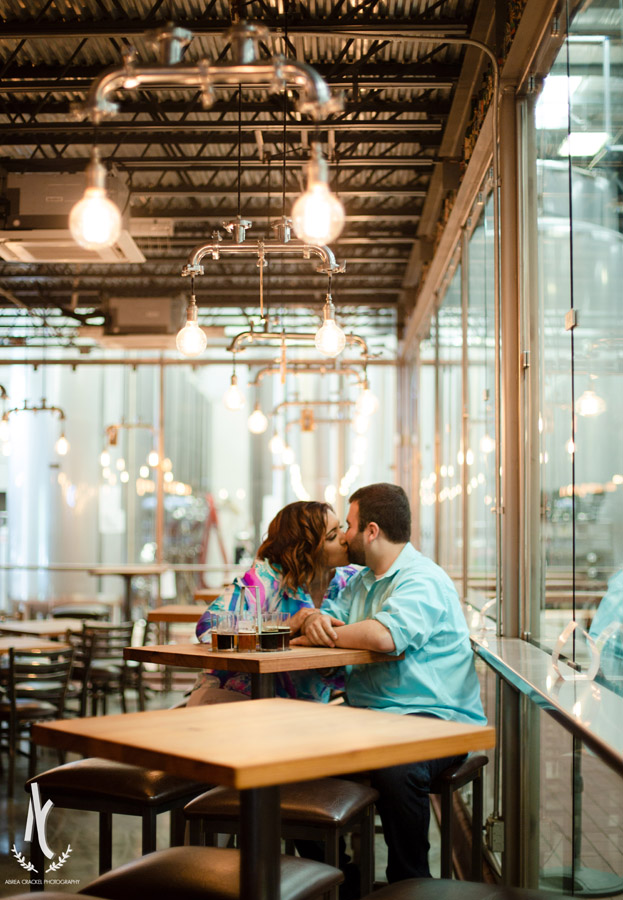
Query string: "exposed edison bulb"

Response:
xmin=139 ymin=465 xmax=149 ymax=478
xmin=176 ymin=298 xmax=207 ymax=357
xmin=248 ymin=405 xmax=268 ymax=434
xmin=148 ymin=450 xmax=159 ymax=467
xmin=291 ymin=142 xmax=345 ymax=245
xmin=479 ymin=433 xmax=495 ymax=454
xmin=69 ymin=187 xmax=122 ymax=250
xmin=356 ymin=387 xmax=379 ymax=417
xmin=292 ymin=183 xmax=345 ymax=245
xmin=120 ymin=470 xmax=130 ymax=483
xmin=315 ymin=294 xmax=346 ymax=357
xmin=282 ymin=445 xmax=295 ymax=465
xmin=55 ymin=433 xmax=69 ymax=456
xmin=269 ymin=432 xmax=284 ymax=455
xmin=100 ymin=449 xmax=111 ymax=467
xmin=575 ymin=389 xmax=606 ymax=417
xmin=69 ymin=147 xmax=122 ymax=250
xmin=223 ymin=374 xmax=245 ymax=411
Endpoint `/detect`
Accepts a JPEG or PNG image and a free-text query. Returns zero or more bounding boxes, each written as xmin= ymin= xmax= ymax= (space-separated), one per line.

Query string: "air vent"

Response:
xmin=0 ymin=229 xmax=146 ymax=264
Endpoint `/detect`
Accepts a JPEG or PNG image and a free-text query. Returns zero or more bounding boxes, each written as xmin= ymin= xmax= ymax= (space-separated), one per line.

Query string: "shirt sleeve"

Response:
xmin=321 ymin=573 xmax=355 ymax=622
xmin=372 ymin=571 xmax=448 ymax=655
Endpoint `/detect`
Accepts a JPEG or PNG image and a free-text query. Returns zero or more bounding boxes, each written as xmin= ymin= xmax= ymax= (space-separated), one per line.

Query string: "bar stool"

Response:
xmin=429 ymin=753 xmax=489 ymax=880
xmin=358 ymin=879 xmax=572 ymax=900
xmin=184 ymin=777 xmax=378 ymax=900
xmin=78 ymin=846 xmax=343 ymax=900
xmin=26 ymin=758 xmax=209 ymax=889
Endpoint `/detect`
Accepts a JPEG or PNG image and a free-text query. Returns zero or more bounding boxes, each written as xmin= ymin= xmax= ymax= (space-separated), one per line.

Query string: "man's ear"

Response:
xmin=366 ymin=521 xmax=380 ymax=542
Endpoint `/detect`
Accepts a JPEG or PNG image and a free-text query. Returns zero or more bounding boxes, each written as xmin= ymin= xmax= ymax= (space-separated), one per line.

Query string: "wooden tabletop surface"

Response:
xmin=147 ymin=604 xmax=206 ymax=623
xmin=32 ymin=697 xmax=495 ymax=789
xmin=124 ymin=642 xmax=399 ymax=673
xmin=0 ymin=635 xmax=70 ymax=654
xmin=0 ymin=618 xmax=100 ymax=637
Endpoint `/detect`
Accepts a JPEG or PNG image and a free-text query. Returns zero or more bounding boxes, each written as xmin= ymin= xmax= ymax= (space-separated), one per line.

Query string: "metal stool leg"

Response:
xmin=142 ymin=808 xmax=158 ymax=855
xmin=439 ymin=784 xmax=454 ymax=878
xmin=471 ymin=772 xmax=483 ymax=881
xmin=99 ymin=811 xmax=113 ymax=873
xmin=359 ymin=805 xmax=375 ymax=897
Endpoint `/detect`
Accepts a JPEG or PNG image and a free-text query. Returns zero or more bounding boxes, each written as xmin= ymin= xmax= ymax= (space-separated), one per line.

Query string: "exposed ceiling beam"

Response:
xmin=0 ymin=19 xmax=469 ymax=39
xmin=0 ymin=156 xmax=436 ymax=171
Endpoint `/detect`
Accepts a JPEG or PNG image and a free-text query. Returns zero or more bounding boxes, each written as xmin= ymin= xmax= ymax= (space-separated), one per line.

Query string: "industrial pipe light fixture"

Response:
xmin=69 ymin=147 xmax=122 ymax=250
xmin=2 ymin=399 xmax=70 ymax=456
xmin=74 ymin=20 xmax=343 ymax=256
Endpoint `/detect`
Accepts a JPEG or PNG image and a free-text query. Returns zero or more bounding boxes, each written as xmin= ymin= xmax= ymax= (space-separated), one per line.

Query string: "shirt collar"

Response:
xmin=360 ymin=542 xmax=417 ymax=587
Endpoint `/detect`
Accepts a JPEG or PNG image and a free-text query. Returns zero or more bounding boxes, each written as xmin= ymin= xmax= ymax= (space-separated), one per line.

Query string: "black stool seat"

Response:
xmin=4 ymin=894 xmax=104 ymax=900
xmin=185 ymin=778 xmax=379 ymax=826
xmin=184 ymin=778 xmax=378 ymax=900
xmin=27 ymin=758 xmax=209 ymax=888
xmin=79 ymin=846 xmax=343 ymax=900
xmin=28 ymin=757 xmax=207 ymax=804
xmin=429 ymin=753 xmax=489 ymax=793
xmin=362 ymin=878 xmax=573 ymax=900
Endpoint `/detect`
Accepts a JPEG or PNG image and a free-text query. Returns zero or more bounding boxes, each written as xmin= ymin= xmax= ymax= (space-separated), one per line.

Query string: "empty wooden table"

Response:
xmin=147 ymin=604 xmax=206 ymax=624
xmin=0 ymin=618 xmax=100 ymax=638
xmin=88 ymin=564 xmax=169 ymax=621
xmin=33 ymin=698 xmax=495 ymax=900
xmin=0 ymin=635 xmax=70 ymax=655
xmin=124 ymin=642 xmax=399 ymax=699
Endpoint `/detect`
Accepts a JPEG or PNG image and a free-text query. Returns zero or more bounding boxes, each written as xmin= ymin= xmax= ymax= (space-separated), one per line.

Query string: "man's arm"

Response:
xmin=291 ymin=612 xmax=395 ymax=651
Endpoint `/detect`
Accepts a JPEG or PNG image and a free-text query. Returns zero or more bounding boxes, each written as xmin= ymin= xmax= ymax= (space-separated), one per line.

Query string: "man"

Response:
xmin=291 ymin=482 xmax=486 ymax=882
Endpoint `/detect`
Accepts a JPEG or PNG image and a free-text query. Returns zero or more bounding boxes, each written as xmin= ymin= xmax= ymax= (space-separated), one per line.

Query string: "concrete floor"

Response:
xmin=0 ymin=686 xmax=442 ymax=897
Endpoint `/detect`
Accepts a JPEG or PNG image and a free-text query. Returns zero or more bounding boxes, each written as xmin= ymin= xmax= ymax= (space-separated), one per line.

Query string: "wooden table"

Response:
xmin=193 ymin=588 xmax=223 ymax=603
xmin=33 ymin=699 xmax=495 ymax=900
xmin=0 ymin=635 xmax=70 ymax=654
xmin=147 ymin=604 xmax=206 ymax=624
xmin=125 ymin=642 xmax=398 ymax=699
xmin=0 ymin=618 xmax=100 ymax=638
xmin=88 ymin=565 xmax=169 ymax=621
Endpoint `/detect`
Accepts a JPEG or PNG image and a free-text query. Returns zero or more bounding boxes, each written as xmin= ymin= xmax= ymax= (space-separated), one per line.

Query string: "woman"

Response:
xmin=189 ymin=500 xmax=357 ymax=704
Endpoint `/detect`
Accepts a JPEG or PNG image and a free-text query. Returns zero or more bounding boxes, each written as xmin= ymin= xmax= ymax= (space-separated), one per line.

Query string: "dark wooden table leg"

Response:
xmin=251 ymin=672 xmax=275 ymax=699
xmin=240 ymin=785 xmax=281 ymax=900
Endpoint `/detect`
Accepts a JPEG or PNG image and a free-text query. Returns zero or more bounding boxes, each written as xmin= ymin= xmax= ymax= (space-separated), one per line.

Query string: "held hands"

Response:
xmin=290 ymin=612 xmax=345 ymax=648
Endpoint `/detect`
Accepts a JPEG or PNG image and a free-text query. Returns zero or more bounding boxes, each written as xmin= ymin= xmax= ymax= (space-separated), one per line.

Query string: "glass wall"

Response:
xmin=526 ymin=0 xmax=623 ymax=683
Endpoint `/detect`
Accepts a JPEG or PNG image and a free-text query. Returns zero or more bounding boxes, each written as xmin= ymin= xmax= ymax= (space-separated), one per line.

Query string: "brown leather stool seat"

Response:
xmin=429 ymin=752 xmax=489 ymax=880
xmin=26 ymin=758 xmax=209 ymax=888
xmin=4 ymin=894 xmax=104 ymax=900
xmin=184 ymin=778 xmax=378 ymax=900
xmin=360 ymin=878 xmax=573 ymax=900
xmin=78 ymin=845 xmax=343 ymax=900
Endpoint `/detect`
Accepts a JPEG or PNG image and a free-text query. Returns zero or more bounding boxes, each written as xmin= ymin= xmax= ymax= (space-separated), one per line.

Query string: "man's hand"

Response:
xmin=290 ymin=612 xmax=345 ymax=647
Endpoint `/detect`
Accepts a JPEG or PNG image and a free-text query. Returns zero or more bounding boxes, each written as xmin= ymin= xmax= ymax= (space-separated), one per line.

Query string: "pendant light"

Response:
xmin=292 ymin=142 xmax=345 ymax=245
xmin=176 ymin=278 xmax=208 ymax=357
xmin=315 ymin=277 xmax=346 ymax=358
xmin=69 ymin=147 xmax=122 ymax=250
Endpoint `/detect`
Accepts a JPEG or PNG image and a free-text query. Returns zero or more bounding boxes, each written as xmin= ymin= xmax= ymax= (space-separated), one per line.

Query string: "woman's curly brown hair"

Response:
xmin=256 ymin=501 xmax=332 ymax=592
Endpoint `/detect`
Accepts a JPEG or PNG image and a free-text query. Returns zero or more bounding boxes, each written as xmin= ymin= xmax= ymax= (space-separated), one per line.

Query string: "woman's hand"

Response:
xmin=288 ymin=607 xmax=320 ymax=635
xmin=290 ymin=612 xmax=345 ymax=647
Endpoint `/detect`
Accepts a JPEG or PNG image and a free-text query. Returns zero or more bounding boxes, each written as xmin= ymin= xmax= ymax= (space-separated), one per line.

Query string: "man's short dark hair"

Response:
xmin=349 ymin=483 xmax=411 ymax=543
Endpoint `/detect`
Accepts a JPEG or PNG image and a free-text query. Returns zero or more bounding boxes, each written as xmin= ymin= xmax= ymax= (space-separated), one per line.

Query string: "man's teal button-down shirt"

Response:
xmin=322 ymin=542 xmax=486 ymax=724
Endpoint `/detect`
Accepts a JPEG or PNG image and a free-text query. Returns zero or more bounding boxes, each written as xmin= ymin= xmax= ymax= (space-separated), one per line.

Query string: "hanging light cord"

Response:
xmin=282 ymin=0 xmax=288 ymax=218
xmin=237 ymin=84 xmax=242 ymax=219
